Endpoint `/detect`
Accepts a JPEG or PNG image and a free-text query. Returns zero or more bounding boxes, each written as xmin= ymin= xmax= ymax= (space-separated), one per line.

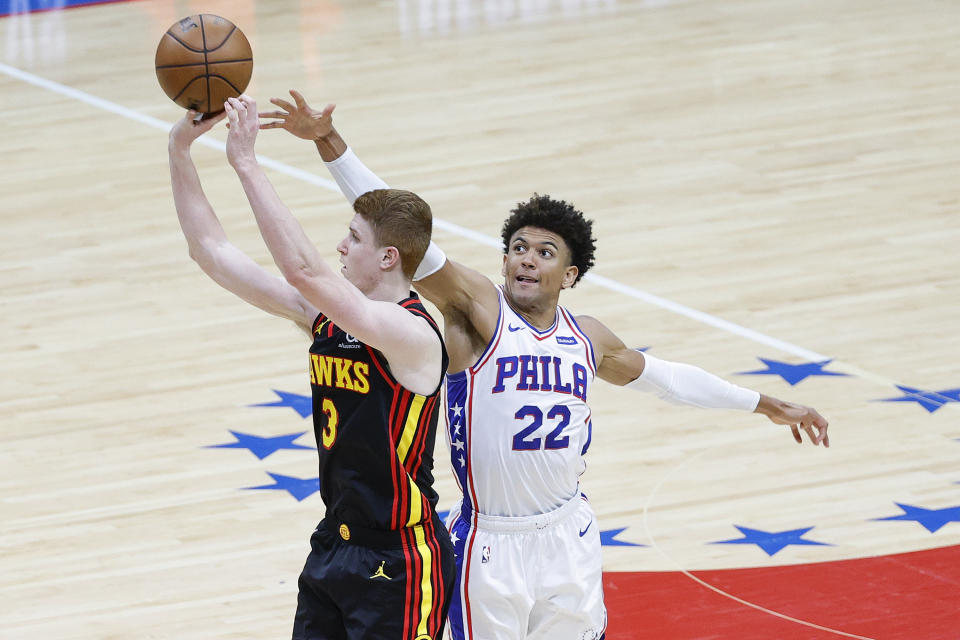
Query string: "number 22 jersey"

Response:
xmin=446 ymin=287 xmax=596 ymax=518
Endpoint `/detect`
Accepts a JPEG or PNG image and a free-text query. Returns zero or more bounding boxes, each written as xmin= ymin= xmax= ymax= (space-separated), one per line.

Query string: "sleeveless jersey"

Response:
xmin=309 ymin=293 xmax=448 ymax=530
xmin=446 ymin=287 xmax=596 ymax=517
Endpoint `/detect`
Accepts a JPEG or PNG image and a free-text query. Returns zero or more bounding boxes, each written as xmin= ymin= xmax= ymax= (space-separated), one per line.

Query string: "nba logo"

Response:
xmin=481 ymin=545 xmax=492 ymax=564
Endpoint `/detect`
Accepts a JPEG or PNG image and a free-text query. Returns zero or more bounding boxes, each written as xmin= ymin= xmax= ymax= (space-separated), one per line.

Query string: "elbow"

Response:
xmin=282 ymin=263 xmax=317 ymax=291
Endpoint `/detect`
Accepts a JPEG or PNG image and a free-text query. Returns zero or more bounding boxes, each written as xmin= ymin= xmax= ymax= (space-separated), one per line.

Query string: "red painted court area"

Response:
xmin=604 ymin=544 xmax=960 ymax=639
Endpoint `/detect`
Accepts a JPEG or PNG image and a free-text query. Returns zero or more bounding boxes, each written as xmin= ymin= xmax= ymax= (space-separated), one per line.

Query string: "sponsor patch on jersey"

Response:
xmin=556 ymin=335 xmax=578 ymax=345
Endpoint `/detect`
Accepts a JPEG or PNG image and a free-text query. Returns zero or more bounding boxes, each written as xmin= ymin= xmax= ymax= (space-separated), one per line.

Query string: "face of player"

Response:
xmin=336 ymin=214 xmax=386 ymax=294
xmin=501 ymin=226 xmax=578 ymax=311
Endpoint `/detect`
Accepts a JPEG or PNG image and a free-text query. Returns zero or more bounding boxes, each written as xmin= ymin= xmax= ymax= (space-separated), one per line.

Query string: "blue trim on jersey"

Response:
xmin=446 ymin=370 xmax=471 ymax=511
xmin=563 ymin=309 xmax=598 ymax=373
xmin=447 ymin=515 xmax=472 ymax=640
xmin=581 ymin=419 xmax=593 ymax=456
xmin=468 ymin=293 xmax=503 ymax=372
xmin=498 ymin=285 xmax=559 ymax=337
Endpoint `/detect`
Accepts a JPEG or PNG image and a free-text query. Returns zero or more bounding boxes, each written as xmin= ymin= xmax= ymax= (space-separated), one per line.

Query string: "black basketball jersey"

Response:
xmin=308 ymin=293 xmax=448 ymax=531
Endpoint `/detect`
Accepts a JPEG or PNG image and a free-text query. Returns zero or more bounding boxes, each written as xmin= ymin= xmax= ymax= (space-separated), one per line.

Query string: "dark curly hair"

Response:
xmin=500 ymin=194 xmax=596 ymax=286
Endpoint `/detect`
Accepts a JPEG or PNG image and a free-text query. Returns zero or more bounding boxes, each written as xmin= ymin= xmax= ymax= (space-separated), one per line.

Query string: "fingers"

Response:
xmin=259 ymin=121 xmax=285 ymax=130
xmin=290 ymin=89 xmax=307 ymax=108
xmin=271 ymin=97 xmax=296 ymax=113
xmin=790 ymin=424 xmax=802 ymax=444
xmin=224 ymin=99 xmax=239 ymax=127
xmin=321 ymin=103 xmax=336 ymax=118
xmin=258 ymin=110 xmax=288 ymax=119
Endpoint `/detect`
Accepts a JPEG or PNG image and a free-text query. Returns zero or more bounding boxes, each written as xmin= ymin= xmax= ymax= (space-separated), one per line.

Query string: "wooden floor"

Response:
xmin=2 ymin=0 xmax=959 ymax=638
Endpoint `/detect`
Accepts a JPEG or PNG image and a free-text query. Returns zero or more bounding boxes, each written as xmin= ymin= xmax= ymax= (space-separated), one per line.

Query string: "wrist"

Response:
xmin=314 ymin=128 xmax=347 ymax=162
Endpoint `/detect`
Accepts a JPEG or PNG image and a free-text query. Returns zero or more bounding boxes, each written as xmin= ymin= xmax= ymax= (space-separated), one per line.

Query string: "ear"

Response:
xmin=501 ymin=254 xmax=508 ymax=277
xmin=381 ymin=246 xmax=400 ymax=271
xmin=560 ymin=265 xmax=578 ymax=290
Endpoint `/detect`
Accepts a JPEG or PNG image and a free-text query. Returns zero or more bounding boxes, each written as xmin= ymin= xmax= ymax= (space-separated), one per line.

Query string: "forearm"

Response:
xmin=627 ymin=353 xmax=760 ymax=411
xmin=319 ymin=139 xmax=389 ymax=205
xmin=233 ymin=160 xmax=326 ymax=283
xmin=168 ymin=144 xmax=228 ymax=256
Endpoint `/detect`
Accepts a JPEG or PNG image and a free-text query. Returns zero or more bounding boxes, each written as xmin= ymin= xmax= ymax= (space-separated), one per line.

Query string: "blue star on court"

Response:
xmin=243 ymin=472 xmax=320 ymax=501
xmin=206 ymin=430 xmax=313 ymax=459
xmin=875 ymin=385 xmax=960 ymax=414
xmin=600 ymin=527 xmax=645 ymax=547
xmin=738 ymin=358 xmax=849 ymax=386
xmin=248 ymin=389 xmax=313 ymax=418
xmin=711 ymin=525 xmax=832 ymax=556
xmin=872 ymin=502 xmax=960 ymax=533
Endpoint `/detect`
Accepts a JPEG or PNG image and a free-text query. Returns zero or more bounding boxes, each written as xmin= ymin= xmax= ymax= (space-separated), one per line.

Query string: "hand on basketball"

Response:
xmin=169 ymin=109 xmax=226 ymax=148
xmin=756 ymin=395 xmax=830 ymax=447
xmin=259 ymin=90 xmax=336 ymax=141
xmin=224 ymin=95 xmax=259 ymax=168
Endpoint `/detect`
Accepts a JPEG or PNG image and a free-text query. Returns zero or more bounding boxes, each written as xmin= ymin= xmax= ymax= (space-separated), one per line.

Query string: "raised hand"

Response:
xmin=224 ymin=95 xmax=260 ymax=169
xmin=169 ymin=109 xmax=226 ymax=148
xmin=756 ymin=395 xmax=830 ymax=447
xmin=258 ymin=89 xmax=335 ymax=140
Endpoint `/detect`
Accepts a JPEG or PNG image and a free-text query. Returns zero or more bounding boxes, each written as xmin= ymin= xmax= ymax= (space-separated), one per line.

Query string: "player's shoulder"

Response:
xmin=570 ymin=313 xmax=622 ymax=353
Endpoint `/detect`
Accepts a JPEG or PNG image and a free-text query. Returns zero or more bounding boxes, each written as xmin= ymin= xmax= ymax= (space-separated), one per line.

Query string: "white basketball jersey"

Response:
xmin=445 ymin=287 xmax=596 ymax=517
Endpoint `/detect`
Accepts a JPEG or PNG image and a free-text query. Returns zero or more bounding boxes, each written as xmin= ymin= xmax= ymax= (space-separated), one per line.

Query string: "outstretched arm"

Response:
xmin=258 ymin=91 xmax=501 ymax=351
xmin=578 ymin=315 xmax=830 ymax=447
xmin=168 ymin=110 xmax=317 ymax=333
xmin=225 ymin=96 xmax=441 ymax=393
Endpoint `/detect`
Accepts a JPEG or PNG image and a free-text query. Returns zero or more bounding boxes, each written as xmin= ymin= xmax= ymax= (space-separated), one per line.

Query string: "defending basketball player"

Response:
xmin=259 ymin=91 xmax=829 ymax=640
xmin=167 ymin=100 xmax=455 ymax=640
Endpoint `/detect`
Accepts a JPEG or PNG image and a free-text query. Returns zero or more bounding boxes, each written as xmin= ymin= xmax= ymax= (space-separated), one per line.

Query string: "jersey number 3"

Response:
xmin=512 ymin=404 xmax=571 ymax=451
xmin=320 ymin=398 xmax=339 ymax=449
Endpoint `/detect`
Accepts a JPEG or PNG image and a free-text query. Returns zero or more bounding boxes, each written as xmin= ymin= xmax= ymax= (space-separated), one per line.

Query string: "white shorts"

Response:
xmin=445 ymin=494 xmax=607 ymax=640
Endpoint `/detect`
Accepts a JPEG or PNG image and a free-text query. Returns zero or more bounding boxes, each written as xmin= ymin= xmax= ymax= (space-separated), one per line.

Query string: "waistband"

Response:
xmin=460 ymin=492 xmax=587 ymax=533
xmin=319 ymin=514 xmax=441 ymax=550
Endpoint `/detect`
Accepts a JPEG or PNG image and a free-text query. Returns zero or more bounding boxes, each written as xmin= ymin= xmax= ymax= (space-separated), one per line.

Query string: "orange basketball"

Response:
xmin=155 ymin=14 xmax=253 ymax=114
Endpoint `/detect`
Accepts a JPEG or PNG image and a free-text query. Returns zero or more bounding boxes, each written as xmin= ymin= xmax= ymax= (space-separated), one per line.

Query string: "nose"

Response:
xmin=336 ymin=237 xmax=348 ymax=256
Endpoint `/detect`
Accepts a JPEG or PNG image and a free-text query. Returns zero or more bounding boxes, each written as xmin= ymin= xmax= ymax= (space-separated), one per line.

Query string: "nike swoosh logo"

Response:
xmin=508 ymin=324 xmax=522 ymax=332
xmin=579 ymin=520 xmax=592 ymax=537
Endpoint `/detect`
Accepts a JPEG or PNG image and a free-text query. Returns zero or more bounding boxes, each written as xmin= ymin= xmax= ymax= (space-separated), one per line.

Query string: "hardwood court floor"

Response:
xmin=1 ymin=0 xmax=959 ymax=638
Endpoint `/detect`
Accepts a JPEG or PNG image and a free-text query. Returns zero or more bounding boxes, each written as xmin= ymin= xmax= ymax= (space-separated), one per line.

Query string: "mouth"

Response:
xmin=515 ymin=274 xmax=538 ymax=285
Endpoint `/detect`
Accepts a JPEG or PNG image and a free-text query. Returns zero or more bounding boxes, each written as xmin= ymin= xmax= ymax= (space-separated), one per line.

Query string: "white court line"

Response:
xmin=5 ymin=59 xmax=957 ymax=406
xmin=0 ymin=62 xmax=340 ymax=191
xmin=642 ymin=447 xmax=877 ymax=640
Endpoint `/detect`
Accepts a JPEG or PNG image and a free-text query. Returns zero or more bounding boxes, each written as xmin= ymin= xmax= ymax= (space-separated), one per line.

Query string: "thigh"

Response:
xmin=527 ymin=500 xmax=607 ymax=640
xmin=447 ymin=515 xmax=530 ymax=640
xmin=340 ymin=522 xmax=454 ymax=640
xmin=292 ymin=529 xmax=348 ymax=640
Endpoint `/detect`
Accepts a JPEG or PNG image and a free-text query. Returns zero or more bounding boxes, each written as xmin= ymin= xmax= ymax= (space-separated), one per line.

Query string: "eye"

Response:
xmin=513 ymin=244 xmax=526 ymax=253
xmin=540 ymin=248 xmax=554 ymax=258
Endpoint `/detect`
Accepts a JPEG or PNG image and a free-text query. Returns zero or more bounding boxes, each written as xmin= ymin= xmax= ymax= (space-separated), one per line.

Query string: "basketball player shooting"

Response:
xmin=259 ymin=91 xmax=830 ymax=640
xmin=167 ymin=100 xmax=456 ymax=640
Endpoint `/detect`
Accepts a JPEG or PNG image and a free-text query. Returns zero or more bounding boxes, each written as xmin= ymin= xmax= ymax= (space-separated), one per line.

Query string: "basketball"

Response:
xmin=155 ymin=14 xmax=253 ymax=114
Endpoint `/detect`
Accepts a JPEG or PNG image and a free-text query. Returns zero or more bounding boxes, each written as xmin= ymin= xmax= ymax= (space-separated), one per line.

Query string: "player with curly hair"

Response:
xmin=260 ymin=91 xmax=830 ymax=640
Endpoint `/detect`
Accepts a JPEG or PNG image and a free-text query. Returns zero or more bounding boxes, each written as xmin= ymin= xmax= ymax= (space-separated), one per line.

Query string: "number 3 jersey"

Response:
xmin=446 ymin=287 xmax=597 ymax=518
xmin=308 ymin=293 xmax=448 ymax=530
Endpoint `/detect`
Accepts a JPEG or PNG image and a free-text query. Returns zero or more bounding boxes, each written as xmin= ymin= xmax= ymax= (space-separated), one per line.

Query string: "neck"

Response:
xmin=365 ymin=274 xmax=412 ymax=304
xmin=504 ymin=291 xmax=559 ymax=330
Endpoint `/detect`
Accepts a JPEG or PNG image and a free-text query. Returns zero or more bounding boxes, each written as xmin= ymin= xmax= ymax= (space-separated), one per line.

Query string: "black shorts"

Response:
xmin=292 ymin=513 xmax=455 ymax=640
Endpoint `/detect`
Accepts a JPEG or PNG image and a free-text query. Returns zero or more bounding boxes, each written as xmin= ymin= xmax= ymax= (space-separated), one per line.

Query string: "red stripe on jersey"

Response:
xmin=400 ymin=527 xmax=414 ymax=640
xmin=425 ymin=517 xmax=445 ymax=634
xmin=385 ymin=386 xmax=403 ymax=528
xmin=463 ymin=515 xmax=479 ymax=640
xmin=409 ymin=527 xmax=425 ymax=636
xmin=366 ymin=345 xmax=399 ymax=392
